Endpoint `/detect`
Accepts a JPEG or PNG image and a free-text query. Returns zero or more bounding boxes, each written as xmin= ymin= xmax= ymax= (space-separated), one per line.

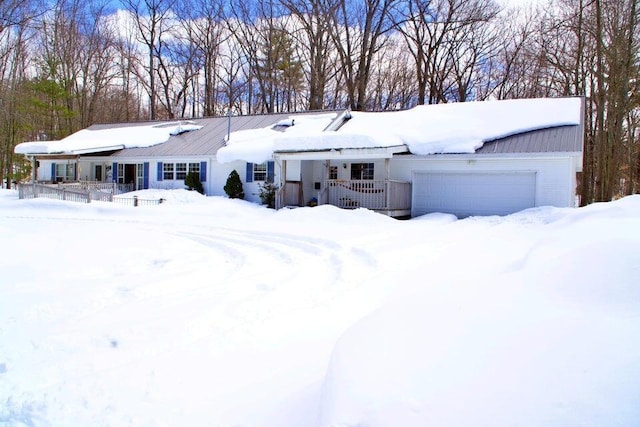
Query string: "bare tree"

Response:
xmin=181 ymin=0 xmax=227 ymax=116
xmin=328 ymin=0 xmax=399 ymax=111
xmin=229 ymin=0 xmax=302 ymax=113
xmin=394 ymin=0 xmax=500 ymax=105
xmin=279 ymin=0 xmax=338 ymax=110
xmin=121 ymin=0 xmax=177 ymax=120
xmin=0 ymin=0 xmax=33 ymax=188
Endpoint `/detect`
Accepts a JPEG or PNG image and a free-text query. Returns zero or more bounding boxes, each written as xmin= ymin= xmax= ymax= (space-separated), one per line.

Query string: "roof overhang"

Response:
xmin=274 ymin=145 xmax=408 ymax=161
xmin=69 ymin=145 xmax=125 ymax=155
xmin=16 ymin=144 xmax=125 ymax=156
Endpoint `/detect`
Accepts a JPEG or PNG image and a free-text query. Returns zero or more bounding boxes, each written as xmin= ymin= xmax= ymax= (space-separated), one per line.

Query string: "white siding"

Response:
xmin=36 ymin=159 xmax=53 ymax=181
xmin=285 ymin=160 xmax=301 ymax=181
xmin=208 ymin=160 xmax=253 ymax=200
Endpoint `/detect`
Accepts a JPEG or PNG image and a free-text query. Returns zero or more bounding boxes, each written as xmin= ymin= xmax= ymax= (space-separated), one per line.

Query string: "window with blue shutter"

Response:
xmin=267 ymin=161 xmax=274 ymax=183
xmin=246 ymin=162 xmax=254 ymax=183
xmin=157 ymin=162 xmax=163 ymax=181
xmin=143 ymin=162 xmax=149 ymax=189
xmin=200 ymin=161 xmax=207 ymax=182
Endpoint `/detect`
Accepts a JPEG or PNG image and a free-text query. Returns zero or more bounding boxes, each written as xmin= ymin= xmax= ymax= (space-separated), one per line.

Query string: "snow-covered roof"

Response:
xmin=14 ymin=121 xmax=203 ymax=155
xmin=217 ymin=97 xmax=582 ymax=164
xmin=216 ymin=113 xmax=337 ymax=164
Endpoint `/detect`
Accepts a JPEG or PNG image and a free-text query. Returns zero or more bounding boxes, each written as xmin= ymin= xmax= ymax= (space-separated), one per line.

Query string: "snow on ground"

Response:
xmin=0 ymin=189 xmax=638 ymax=426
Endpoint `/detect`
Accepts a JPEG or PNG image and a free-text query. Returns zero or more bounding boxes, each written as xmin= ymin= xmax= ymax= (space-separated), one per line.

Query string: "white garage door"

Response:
xmin=412 ymin=172 xmax=536 ymax=218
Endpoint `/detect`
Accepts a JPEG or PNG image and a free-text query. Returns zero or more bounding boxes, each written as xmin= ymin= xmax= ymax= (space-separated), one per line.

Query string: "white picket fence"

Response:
xmin=17 ymin=182 xmax=164 ymax=207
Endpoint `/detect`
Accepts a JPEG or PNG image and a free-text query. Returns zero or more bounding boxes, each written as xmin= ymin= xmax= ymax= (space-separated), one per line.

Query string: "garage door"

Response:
xmin=412 ymin=172 xmax=536 ymax=218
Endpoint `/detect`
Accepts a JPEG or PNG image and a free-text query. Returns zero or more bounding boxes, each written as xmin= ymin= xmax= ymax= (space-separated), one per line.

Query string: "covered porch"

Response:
xmin=274 ymin=147 xmax=411 ymax=218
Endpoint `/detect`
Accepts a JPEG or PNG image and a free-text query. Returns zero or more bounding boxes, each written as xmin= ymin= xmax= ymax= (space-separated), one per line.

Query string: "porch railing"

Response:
xmin=325 ymin=179 xmax=411 ymax=211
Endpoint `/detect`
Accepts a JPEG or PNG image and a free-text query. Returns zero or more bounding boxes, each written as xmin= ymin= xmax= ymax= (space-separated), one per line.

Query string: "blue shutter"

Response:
xmin=200 ymin=161 xmax=207 ymax=182
xmin=73 ymin=163 xmax=78 ymax=180
xmin=157 ymin=162 xmax=163 ymax=181
xmin=143 ymin=162 xmax=149 ymax=189
xmin=51 ymin=163 xmax=56 ymax=182
xmin=267 ymin=161 xmax=274 ymax=183
xmin=246 ymin=162 xmax=253 ymax=183
xmin=112 ymin=162 xmax=117 ymax=182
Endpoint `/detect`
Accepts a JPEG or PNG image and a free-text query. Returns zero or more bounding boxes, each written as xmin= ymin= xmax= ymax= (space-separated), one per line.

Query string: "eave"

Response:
xmin=274 ymin=145 xmax=408 ymax=160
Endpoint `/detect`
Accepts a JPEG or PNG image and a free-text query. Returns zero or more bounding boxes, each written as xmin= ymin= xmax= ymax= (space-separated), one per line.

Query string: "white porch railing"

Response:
xmin=325 ymin=179 xmax=411 ymax=210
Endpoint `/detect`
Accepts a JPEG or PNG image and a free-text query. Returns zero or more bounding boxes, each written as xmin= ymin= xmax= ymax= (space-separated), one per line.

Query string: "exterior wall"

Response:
xmin=36 ymin=158 xmax=79 ymax=182
xmin=77 ymin=159 xmax=112 ymax=181
xmin=307 ymin=159 xmax=388 ymax=183
xmin=390 ymin=155 xmax=578 ymax=208
xmin=210 ymin=159 xmax=264 ymax=204
xmin=78 ymin=156 xmax=216 ymax=196
xmin=36 ymin=159 xmax=54 ymax=181
xmin=148 ymin=158 xmax=258 ymax=201
xmin=40 ymin=155 xmax=275 ymax=205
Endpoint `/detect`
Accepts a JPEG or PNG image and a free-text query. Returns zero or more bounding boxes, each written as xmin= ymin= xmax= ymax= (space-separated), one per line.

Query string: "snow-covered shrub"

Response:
xmin=224 ymin=170 xmax=244 ymax=199
xmin=185 ymin=172 xmax=204 ymax=194
xmin=259 ymin=181 xmax=278 ymax=208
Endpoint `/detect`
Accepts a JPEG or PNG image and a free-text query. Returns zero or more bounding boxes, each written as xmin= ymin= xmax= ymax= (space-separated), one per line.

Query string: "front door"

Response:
xmin=95 ymin=164 xmax=103 ymax=181
xmin=124 ymin=164 xmax=136 ymax=187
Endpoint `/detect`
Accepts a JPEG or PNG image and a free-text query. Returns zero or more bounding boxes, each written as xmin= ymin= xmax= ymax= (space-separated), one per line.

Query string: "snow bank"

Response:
xmin=1 ymin=189 xmax=637 ymax=427
xmin=14 ymin=122 xmax=202 ymax=155
xmin=217 ymin=97 xmax=582 ymax=163
xmin=319 ymin=195 xmax=640 ymax=426
xmin=115 ymin=188 xmax=207 ymax=204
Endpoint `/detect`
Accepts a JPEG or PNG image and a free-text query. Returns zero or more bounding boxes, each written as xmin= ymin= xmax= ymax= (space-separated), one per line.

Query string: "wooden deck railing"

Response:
xmin=325 ymin=179 xmax=411 ymax=210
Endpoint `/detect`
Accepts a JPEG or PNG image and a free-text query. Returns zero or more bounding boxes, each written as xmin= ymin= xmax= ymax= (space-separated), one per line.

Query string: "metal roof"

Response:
xmin=104 ymin=112 xmax=326 ymax=158
xmin=477 ymin=125 xmax=582 ymax=154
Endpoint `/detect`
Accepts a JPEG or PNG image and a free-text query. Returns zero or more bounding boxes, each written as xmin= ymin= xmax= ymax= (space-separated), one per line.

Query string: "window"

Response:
xmin=55 ymin=163 xmax=75 ymax=182
xmin=253 ymin=163 xmax=267 ymax=181
xmin=350 ymin=163 xmax=374 ymax=180
xmin=163 ymin=163 xmax=174 ymax=180
xmin=117 ymin=163 xmax=125 ymax=183
xmin=329 ymin=166 xmax=338 ymax=180
xmin=188 ymin=163 xmax=200 ymax=175
xmin=176 ymin=163 xmax=187 ymax=180
xmin=163 ymin=161 xmax=203 ymax=180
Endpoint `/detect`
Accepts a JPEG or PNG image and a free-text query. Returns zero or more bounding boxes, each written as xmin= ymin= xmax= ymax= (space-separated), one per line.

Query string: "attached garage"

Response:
xmin=411 ymin=171 xmax=537 ymax=218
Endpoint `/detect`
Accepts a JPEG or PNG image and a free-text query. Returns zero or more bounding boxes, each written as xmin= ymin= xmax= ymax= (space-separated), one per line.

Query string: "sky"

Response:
xmin=0 ymin=188 xmax=638 ymax=426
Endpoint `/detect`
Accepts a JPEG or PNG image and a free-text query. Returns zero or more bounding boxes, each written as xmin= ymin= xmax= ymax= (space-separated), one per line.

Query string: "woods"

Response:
xmin=1 ymin=0 xmax=638 ymax=202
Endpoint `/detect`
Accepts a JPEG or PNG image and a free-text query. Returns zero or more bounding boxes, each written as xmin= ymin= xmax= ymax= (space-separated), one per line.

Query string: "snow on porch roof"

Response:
xmin=14 ymin=121 xmax=203 ymax=155
xmin=216 ymin=97 xmax=582 ymax=164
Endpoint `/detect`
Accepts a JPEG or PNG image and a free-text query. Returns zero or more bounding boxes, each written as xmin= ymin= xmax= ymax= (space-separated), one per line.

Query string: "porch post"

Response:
xmin=281 ymin=159 xmax=287 ymax=209
xmin=322 ymin=160 xmax=330 ymax=205
xmin=31 ymin=156 xmax=36 ymax=182
xmin=385 ymin=158 xmax=390 ymax=209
